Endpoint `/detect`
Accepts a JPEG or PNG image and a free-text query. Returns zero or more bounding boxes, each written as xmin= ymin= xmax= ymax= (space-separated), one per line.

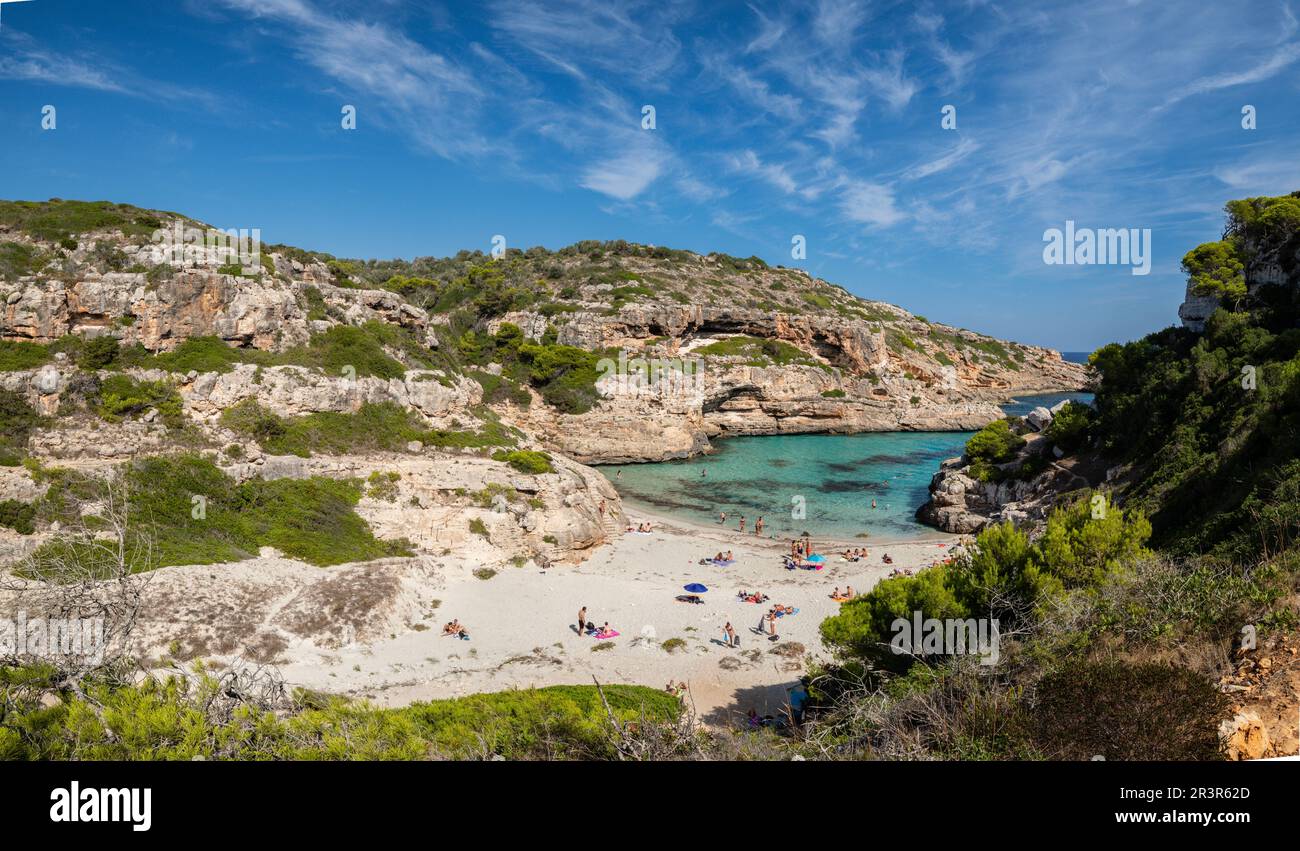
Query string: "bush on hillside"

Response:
xmin=1030 ymin=660 xmax=1227 ymax=760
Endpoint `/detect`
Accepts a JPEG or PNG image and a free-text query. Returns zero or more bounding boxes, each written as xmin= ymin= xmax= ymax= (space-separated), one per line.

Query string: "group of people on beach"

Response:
xmin=839 ymin=547 xmax=868 ymax=562
xmin=717 ymin=512 xmax=766 ymax=537
xmin=830 ymin=587 xmax=855 ymax=602
xmin=442 ymin=619 xmax=469 ymax=640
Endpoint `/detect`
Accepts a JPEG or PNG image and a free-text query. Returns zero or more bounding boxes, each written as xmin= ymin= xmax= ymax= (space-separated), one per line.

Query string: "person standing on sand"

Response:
xmin=578 ymin=606 xmax=588 ymax=635
xmin=738 ymin=516 xmax=746 ymax=533
xmin=724 ymin=622 xmax=737 ymax=648
xmin=755 ymin=516 xmax=764 ymax=536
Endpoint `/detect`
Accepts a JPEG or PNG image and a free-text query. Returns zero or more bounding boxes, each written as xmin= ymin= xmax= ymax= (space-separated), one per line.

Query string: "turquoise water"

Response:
xmin=601 ymin=390 xmax=1093 ymax=543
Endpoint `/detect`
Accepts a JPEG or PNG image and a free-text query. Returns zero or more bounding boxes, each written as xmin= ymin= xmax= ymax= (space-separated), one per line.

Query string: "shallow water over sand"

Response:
xmin=599 ymin=391 xmax=1093 ymax=542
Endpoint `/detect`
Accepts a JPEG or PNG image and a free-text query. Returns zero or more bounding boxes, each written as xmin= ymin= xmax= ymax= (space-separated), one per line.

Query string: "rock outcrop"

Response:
xmin=916 ymin=401 xmax=1103 ymax=534
xmin=497 ymin=306 xmax=1087 ymax=463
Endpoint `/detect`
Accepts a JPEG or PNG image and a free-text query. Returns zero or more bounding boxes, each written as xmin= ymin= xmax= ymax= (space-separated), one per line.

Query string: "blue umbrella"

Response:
xmin=684 ymin=583 xmax=709 ymax=593
xmin=807 ymin=554 xmax=825 ymax=564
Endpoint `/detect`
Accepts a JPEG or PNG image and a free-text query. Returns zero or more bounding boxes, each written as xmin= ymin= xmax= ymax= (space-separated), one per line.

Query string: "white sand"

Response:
xmin=276 ymin=510 xmax=963 ymax=726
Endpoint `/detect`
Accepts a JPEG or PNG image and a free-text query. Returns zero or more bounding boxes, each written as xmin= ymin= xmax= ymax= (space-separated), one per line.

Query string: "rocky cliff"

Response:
xmin=1 ymin=200 xmax=1086 ymax=469
xmin=1178 ymin=191 xmax=1300 ymax=331
xmin=0 ymin=198 xmax=1088 ymax=570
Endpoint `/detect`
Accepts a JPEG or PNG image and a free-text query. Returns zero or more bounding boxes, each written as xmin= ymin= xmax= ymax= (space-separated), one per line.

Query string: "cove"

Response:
xmin=600 ymin=390 xmax=1094 ymax=543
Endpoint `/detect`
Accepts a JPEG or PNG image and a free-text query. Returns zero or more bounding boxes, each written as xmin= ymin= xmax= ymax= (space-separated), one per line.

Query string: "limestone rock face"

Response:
xmin=179 ymin=364 xmax=480 ymax=424
xmin=1220 ymin=712 xmax=1271 ymax=761
xmin=1178 ymin=287 xmax=1222 ymax=332
xmin=510 ymin=351 xmax=1083 ymax=464
xmin=494 ymin=304 xmax=1086 ymax=463
xmin=1 ymin=265 xmax=430 ymax=353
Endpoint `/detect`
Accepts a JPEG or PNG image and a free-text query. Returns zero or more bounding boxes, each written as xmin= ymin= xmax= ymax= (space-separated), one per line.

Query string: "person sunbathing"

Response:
xmin=830 ymin=587 xmax=841 ymax=598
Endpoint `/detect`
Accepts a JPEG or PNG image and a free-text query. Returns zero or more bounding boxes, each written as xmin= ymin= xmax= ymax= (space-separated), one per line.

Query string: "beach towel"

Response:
xmin=594 ymin=630 xmax=619 ymax=639
xmin=711 ymin=558 xmax=735 ymax=566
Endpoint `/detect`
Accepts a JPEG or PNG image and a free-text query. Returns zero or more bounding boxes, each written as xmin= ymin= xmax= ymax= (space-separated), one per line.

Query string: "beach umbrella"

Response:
xmin=806 ymin=554 xmax=825 ymax=564
xmin=683 ymin=583 xmax=709 ymax=593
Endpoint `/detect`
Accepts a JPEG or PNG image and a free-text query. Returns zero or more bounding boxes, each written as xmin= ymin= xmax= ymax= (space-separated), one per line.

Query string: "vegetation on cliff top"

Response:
xmin=25 ymin=454 xmax=411 ymax=569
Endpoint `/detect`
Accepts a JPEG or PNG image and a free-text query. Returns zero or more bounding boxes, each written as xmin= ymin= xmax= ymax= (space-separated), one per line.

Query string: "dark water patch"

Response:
xmin=819 ymin=479 xmax=895 ymax=494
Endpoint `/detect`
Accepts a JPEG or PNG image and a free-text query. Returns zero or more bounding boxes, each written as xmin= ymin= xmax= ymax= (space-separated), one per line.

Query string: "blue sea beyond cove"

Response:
xmin=601 ymin=357 xmax=1093 ymax=542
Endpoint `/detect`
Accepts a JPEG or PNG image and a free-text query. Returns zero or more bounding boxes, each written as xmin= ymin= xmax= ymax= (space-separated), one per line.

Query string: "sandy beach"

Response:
xmin=272 ymin=507 xmax=964 ymax=725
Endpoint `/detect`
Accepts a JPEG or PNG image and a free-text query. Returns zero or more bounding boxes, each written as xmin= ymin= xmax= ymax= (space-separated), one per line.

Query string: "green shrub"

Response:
xmin=0 ymin=389 xmax=43 ymax=465
xmin=820 ymin=495 xmax=1151 ymax=665
xmin=0 ymin=341 xmax=52 ymax=372
xmin=75 ymin=336 xmax=121 ymax=370
xmin=221 ymin=400 xmax=472 ymax=458
xmin=1181 ymin=240 xmax=1246 ymax=305
xmin=491 ymin=449 xmax=554 ymax=474
xmin=365 ymin=471 xmax=401 ymax=502
xmin=0 ymin=241 xmax=47 ymax=281
xmin=27 ymin=455 xmax=409 ymax=570
xmin=95 ymin=374 xmax=183 ymax=427
xmin=0 ymin=667 xmax=678 ymax=760
xmin=964 ymin=419 xmax=1025 ymax=464
xmin=1043 ymin=401 xmax=1092 ymax=453
xmin=0 ymin=499 xmax=35 ymax=534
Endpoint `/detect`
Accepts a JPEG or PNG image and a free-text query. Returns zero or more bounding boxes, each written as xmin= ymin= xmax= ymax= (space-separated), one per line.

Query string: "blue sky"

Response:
xmin=2 ymin=0 xmax=1299 ymax=350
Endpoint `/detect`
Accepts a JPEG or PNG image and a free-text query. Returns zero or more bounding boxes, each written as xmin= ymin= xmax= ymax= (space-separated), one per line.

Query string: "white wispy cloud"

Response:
xmin=727 ymin=150 xmax=798 ymax=194
xmin=0 ymin=50 xmax=125 ymax=92
xmin=488 ymin=0 xmax=684 ymax=84
xmin=580 ymin=143 xmax=668 ymax=200
xmin=217 ymin=0 xmax=495 ymax=159
xmin=903 ymin=138 xmax=980 ymax=181
xmin=1159 ymin=41 xmax=1300 ymax=110
xmin=839 ymin=181 xmax=906 ymax=227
